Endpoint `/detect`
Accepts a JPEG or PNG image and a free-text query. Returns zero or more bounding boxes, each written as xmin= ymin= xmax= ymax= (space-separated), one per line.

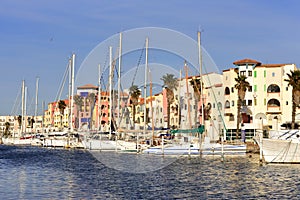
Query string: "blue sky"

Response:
xmin=1 ymin=0 xmax=300 ymax=115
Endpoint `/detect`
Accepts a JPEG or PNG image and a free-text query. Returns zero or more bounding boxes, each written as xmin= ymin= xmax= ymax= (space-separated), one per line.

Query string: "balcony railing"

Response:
xmin=267 ymin=106 xmax=281 ymax=113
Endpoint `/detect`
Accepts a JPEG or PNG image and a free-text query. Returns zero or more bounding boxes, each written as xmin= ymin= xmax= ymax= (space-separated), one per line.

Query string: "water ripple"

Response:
xmin=1 ymin=145 xmax=300 ymax=199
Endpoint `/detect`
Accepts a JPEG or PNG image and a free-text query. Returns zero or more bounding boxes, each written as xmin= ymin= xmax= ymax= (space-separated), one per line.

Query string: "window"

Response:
xmin=254 ymin=71 xmax=257 ymax=78
xmin=254 ymin=98 xmax=257 ymax=106
xmin=248 ymin=71 xmax=252 ymax=77
xmin=267 ymin=84 xmax=280 ymax=93
xmin=225 ymin=101 xmax=230 ymax=108
xmin=254 ymin=85 xmax=257 ymax=92
xmin=248 ymin=100 xmax=252 ymax=106
xmin=231 ymin=87 xmax=234 ymax=93
xmin=264 ymin=70 xmax=266 ymax=77
xmin=264 ymin=98 xmax=266 ymax=106
xmin=217 ymin=102 xmax=222 ymax=109
xmin=229 ymin=114 xmax=234 ymax=121
xmin=225 ymin=87 xmax=230 ymax=95
xmin=286 ymin=101 xmax=288 ymax=105
xmin=272 ymin=72 xmax=275 ymax=77
xmin=240 ymin=71 xmax=246 ymax=76
xmin=267 ymin=99 xmax=280 ymax=107
xmin=264 ymin=84 xmax=266 ymax=92
xmin=286 ymin=87 xmax=288 ymax=91
xmin=232 ymin=100 xmax=235 ymax=107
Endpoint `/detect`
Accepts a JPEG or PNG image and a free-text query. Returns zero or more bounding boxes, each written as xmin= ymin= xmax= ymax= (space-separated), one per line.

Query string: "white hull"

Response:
xmin=42 ymin=137 xmax=83 ymax=148
xmin=81 ymin=138 xmax=141 ymax=152
xmin=2 ymin=137 xmax=43 ymax=146
xmin=261 ymin=138 xmax=300 ymax=163
xmin=143 ymin=142 xmax=246 ymax=156
xmin=82 ymin=139 xmax=117 ymax=150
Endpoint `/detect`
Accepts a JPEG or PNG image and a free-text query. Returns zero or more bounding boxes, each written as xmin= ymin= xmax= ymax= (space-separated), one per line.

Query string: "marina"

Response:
xmin=1 ymin=145 xmax=300 ymax=199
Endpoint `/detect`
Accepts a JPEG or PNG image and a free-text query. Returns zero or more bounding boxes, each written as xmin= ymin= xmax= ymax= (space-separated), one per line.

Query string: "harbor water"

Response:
xmin=1 ymin=145 xmax=300 ymax=199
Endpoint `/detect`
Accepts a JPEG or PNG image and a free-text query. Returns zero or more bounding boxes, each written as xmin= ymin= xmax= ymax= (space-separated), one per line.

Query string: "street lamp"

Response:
xmin=253 ymin=93 xmax=257 ymax=137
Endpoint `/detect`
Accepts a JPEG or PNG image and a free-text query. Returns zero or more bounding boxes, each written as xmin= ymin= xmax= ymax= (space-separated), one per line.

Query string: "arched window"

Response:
xmin=225 ymin=87 xmax=230 ymax=95
xmin=217 ymin=102 xmax=222 ymax=109
xmin=225 ymin=100 xmax=230 ymax=108
xmin=267 ymin=84 xmax=280 ymax=93
xmin=267 ymin=99 xmax=280 ymax=107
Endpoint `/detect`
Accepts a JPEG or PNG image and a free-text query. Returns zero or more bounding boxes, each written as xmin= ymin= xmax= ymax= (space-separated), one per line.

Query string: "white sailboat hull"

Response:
xmin=2 ymin=137 xmax=43 ymax=146
xmin=143 ymin=143 xmax=246 ymax=156
xmin=81 ymin=139 xmax=117 ymax=150
xmin=261 ymin=138 xmax=300 ymax=163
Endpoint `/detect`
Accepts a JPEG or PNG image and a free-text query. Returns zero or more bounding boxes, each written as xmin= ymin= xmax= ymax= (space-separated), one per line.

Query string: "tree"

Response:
xmin=4 ymin=122 xmax=10 ymax=138
xmin=73 ymin=95 xmax=83 ymax=129
xmin=87 ymin=93 xmax=96 ymax=129
xmin=58 ymin=100 xmax=67 ymax=129
xmin=189 ymin=77 xmax=208 ymax=123
xmin=129 ymin=85 xmax=141 ymax=127
xmin=284 ymin=70 xmax=300 ymax=129
xmin=234 ymin=72 xmax=251 ymax=139
xmin=189 ymin=77 xmax=202 ymax=101
xmin=161 ymin=73 xmax=178 ymax=129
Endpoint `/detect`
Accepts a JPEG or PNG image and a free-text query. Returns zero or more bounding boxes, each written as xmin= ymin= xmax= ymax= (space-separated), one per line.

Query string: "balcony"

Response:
xmin=267 ymin=99 xmax=281 ymax=113
xmin=267 ymin=92 xmax=280 ymax=98
xmin=267 ymin=106 xmax=281 ymax=113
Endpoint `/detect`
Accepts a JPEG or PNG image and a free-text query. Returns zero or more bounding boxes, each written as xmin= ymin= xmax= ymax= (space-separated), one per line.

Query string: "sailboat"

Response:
xmin=81 ymin=35 xmax=149 ymax=152
xmin=81 ymin=36 xmax=126 ymax=151
xmin=253 ymin=129 xmax=300 ymax=163
xmin=143 ymin=32 xmax=246 ymax=156
xmin=42 ymin=53 xmax=83 ymax=148
xmin=2 ymin=79 xmax=43 ymax=146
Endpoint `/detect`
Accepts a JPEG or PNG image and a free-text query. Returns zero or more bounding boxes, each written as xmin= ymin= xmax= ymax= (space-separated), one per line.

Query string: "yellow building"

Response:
xmin=223 ymin=58 xmax=299 ymax=139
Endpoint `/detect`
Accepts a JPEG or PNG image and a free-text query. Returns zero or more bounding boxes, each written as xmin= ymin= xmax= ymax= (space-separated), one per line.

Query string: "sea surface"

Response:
xmin=1 ymin=145 xmax=300 ymax=200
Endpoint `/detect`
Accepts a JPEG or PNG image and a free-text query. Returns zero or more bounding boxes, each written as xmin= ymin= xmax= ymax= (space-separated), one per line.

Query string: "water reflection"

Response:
xmin=1 ymin=145 xmax=300 ymax=199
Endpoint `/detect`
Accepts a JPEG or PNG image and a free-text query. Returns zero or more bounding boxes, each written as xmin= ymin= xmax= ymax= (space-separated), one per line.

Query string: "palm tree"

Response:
xmin=129 ymin=85 xmax=141 ymax=127
xmin=58 ymin=100 xmax=67 ymax=129
xmin=4 ymin=122 xmax=10 ymax=138
xmin=161 ymin=73 xmax=178 ymax=129
xmin=189 ymin=77 xmax=202 ymax=101
xmin=189 ymin=77 xmax=205 ymax=122
xmin=284 ymin=70 xmax=300 ymax=129
xmin=234 ymin=73 xmax=251 ymax=139
xmin=87 ymin=93 xmax=96 ymax=129
xmin=73 ymin=95 xmax=83 ymax=129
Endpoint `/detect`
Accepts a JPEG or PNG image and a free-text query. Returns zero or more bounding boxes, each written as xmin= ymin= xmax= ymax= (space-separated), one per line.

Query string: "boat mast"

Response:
xmin=24 ymin=85 xmax=28 ymax=134
xmin=97 ymin=64 xmax=101 ymax=132
xmin=149 ymin=69 xmax=154 ymax=146
xmin=143 ymin=37 xmax=149 ymax=139
xmin=70 ymin=53 xmax=75 ymax=132
xmin=109 ymin=46 xmax=113 ymax=138
xmin=198 ymin=31 xmax=204 ymax=125
xmin=21 ymin=80 xmax=25 ymax=135
xmin=34 ymin=76 xmax=39 ymax=133
xmin=178 ymin=70 xmax=182 ymax=128
xmin=42 ymin=101 xmax=45 ymax=133
xmin=117 ymin=32 xmax=122 ymax=128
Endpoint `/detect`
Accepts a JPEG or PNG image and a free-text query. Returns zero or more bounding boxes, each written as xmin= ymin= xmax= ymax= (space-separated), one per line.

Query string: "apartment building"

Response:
xmin=223 ymin=58 xmax=299 ymax=138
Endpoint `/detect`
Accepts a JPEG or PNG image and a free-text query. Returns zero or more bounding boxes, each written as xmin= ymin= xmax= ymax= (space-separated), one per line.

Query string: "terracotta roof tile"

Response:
xmin=233 ymin=58 xmax=261 ymax=65
xmin=77 ymin=84 xmax=98 ymax=89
